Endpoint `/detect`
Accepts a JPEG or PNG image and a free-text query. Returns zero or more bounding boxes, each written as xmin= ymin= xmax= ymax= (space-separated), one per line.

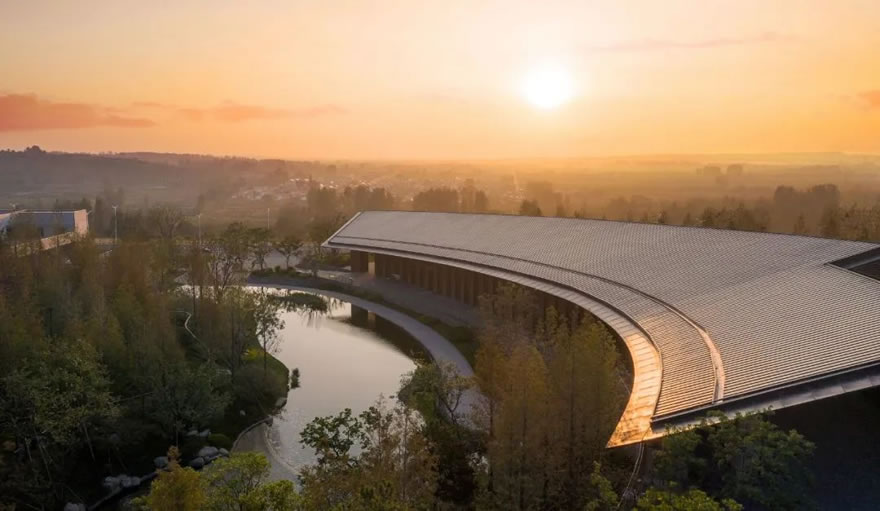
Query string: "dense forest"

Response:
xmin=0 ymin=225 xmax=295 ymax=509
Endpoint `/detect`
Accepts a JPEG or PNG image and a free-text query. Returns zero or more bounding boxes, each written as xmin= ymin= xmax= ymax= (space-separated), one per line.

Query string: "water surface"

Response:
xmin=264 ymin=294 xmax=426 ymax=472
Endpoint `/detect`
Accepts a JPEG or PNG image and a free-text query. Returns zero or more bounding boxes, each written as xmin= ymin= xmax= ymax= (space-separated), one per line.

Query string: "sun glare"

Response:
xmin=521 ymin=64 xmax=574 ymax=110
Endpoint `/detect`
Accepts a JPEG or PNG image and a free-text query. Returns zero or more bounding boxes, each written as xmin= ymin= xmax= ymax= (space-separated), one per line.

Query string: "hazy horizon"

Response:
xmin=4 ymin=146 xmax=880 ymax=166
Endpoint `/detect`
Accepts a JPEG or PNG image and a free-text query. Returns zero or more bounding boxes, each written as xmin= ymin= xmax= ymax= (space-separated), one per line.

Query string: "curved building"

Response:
xmin=324 ymin=211 xmax=880 ymax=446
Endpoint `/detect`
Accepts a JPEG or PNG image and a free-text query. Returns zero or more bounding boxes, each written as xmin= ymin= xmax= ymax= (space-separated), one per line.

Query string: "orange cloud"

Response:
xmin=586 ymin=32 xmax=793 ymax=52
xmin=0 ymin=94 xmax=155 ymax=131
xmin=175 ymin=102 xmax=347 ymax=122
xmin=858 ymin=90 xmax=880 ymax=109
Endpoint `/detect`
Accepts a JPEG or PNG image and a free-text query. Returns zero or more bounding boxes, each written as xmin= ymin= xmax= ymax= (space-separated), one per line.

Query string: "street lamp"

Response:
xmin=197 ymin=213 xmax=202 ymax=246
xmin=112 ymin=205 xmax=118 ymax=244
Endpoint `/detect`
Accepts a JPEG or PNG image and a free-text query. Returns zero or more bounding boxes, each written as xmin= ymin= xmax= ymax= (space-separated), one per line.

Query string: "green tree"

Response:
xmin=202 ymin=452 xmax=302 ymax=511
xmin=0 ymin=338 xmax=118 ymax=459
xmin=792 ymin=213 xmax=808 ymax=235
xmin=398 ymin=362 xmax=479 ymax=506
xmin=412 ymin=187 xmax=460 ymax=212
xmin=820 ymin=206 xmax=841 ymax=238
xmin=635 ymin=488 xmax=742 ymax=511
xmin=707 ymin=412 xmax=814 ymax=510
xmin=653 ymin=412 xmax=814 ymax=510
xmin=299 ymin=398 xmax=438 ymax=510
xmin=249 ymin=227 xmax=273 ymax=270
xmin=205 ymin=222 xmax=251 ymax=300
xmin=583 ymin=463 xmax=619 ymax=511
xmin=252 ymin=288 xmax=284 ymax=378
xmin=653 ymin=427 xmax=704 ymax=487
xmin=0 ymin=338 xmax=119 ymax=507
xmin=518 ymin=199 xmax=542 ymax=217
xmin=274 ymin=235 xmax=302 ymax=269
xmin=143 ymin=361 xmax=230 ymax=442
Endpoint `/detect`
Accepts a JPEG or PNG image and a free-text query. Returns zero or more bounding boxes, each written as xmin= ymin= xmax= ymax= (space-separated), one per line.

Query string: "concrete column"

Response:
xmin=350 ymin=250 xmax=366 ymax=273
xmin=459 ymin=270 xmax=466 ymax=304
xmin=450 ymin=268 xmax=457 ymax=300
xmin=351 ymin=304 xmax=369 ymax=323
xmin=462 ymin=270 xmax=469 ymax=303
xmin=446 ymin=266 xmax=454 ymax=298
xmin=451 ymin=268 xmax=457 ymax=299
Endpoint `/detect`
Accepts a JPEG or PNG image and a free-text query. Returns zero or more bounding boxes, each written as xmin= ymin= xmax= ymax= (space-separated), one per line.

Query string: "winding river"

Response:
xmin=261 ymin=291 xmax=428 ymax=473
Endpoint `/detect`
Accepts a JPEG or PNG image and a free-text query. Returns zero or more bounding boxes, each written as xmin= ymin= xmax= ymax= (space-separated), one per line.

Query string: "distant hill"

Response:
xmin=0 ymin=147 xmax=325 ymax=207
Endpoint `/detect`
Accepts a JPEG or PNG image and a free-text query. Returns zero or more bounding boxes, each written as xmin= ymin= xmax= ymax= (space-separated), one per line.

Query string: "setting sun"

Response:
xmin=521 ymin=64 xmax=574 ymax=110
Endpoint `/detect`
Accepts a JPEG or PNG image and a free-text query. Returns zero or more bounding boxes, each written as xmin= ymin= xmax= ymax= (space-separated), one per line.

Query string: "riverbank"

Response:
xmin=234 ymin=281 xmax=479 ymax=482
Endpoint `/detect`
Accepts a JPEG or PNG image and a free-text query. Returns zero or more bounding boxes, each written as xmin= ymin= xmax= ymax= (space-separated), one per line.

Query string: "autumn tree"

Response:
xmin=139 ymin=451 xmax=300 ymax=511
xmin=138 ymin=447 xmax=205 ymax=511
xmin=471 ymin=285 xmax=625 ymax=510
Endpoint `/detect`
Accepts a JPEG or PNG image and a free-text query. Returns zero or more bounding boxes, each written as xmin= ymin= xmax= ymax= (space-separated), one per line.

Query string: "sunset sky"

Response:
xmin=2 ymin=0 xmax=879 ymax=159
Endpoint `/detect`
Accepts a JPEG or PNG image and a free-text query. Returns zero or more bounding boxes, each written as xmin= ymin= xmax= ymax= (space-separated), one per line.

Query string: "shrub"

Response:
xmin=207 ymin=433 xmax=233 ymax=450
xmin=233 ymin=364 xmax=288 ymax=407
xmin=180 ymin=436 xmax=207 ymax=460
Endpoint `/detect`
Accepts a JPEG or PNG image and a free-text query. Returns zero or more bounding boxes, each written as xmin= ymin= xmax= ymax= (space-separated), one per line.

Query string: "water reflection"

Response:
xmin=263 ymin=292 xmax=425 ymax=473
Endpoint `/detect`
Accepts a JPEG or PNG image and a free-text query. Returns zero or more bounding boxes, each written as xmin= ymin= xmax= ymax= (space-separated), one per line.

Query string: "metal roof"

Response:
xmin=325 ymin=211 xmax=880 ymax=432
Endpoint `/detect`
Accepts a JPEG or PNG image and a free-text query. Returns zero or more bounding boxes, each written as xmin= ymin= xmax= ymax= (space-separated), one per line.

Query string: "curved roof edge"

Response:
xmin=324 ymin=240 xmax=663 ymax=447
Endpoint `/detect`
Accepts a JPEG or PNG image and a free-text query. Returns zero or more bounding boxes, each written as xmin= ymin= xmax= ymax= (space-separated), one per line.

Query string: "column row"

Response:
xmin=366 ymin=252 xmax=587 ymax=328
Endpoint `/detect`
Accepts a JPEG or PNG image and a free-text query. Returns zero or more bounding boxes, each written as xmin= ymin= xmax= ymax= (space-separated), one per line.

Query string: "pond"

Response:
xmin=261 ymin=290 xmax=429 ymax=473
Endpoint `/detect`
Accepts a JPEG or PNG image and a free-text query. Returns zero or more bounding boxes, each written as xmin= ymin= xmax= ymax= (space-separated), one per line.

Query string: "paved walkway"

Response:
xmin=233 ymin=284 xmax=478 ymax=481
xmin=232 ymin=421 xmax=297 ymax=482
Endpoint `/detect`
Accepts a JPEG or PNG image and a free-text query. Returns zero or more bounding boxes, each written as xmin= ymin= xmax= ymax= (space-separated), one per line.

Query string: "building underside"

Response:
xmin=325 ymin=211 xmax=880 ymax=446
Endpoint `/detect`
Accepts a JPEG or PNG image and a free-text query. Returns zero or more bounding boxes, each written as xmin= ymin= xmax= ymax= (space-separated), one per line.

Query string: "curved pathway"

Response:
xmin=233 ymin=284 xmax=477 ymax=481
